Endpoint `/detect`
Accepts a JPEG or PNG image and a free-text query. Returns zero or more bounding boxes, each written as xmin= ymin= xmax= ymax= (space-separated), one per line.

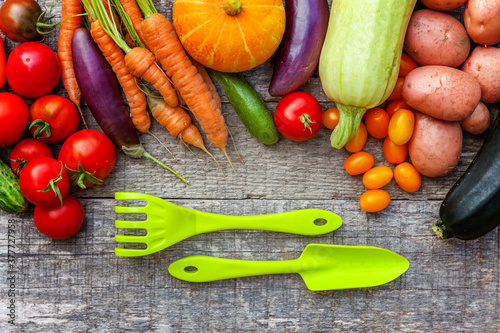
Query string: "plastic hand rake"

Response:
xmin=114 ymin=192 xmax=343 ymax=257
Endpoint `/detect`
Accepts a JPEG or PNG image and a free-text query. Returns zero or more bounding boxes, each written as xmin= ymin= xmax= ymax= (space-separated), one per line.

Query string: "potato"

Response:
xmin=464 ymin=0 xmax=500 ymax=45
xmin=409 ymin=112 xmax=462 ymax=178
xmin=461 ymin=46 xmax=500 ymax=104
xmin=460 ymin=102 xmax=490 ymax=135
xmin=420 ymin=0 xmax=467 ymax=11
xmin=404 ymin=10 xmax=470 ymax=67
xmin=402 ymin=65 xmax=481 ymax=121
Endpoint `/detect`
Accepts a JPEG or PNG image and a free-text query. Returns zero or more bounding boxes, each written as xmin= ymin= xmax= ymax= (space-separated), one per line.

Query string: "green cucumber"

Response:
xmin=208 ymin=69 xmax=279 ymax=145
xmin=0 ymin=158 xmax=28 ymax=213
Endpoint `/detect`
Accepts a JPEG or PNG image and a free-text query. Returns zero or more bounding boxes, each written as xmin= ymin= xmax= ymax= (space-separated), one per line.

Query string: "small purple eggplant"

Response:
xmin=71 ymin=28 xmax=189 ymax=184
xmin=269 ymin=0 xmax=330 ymax=97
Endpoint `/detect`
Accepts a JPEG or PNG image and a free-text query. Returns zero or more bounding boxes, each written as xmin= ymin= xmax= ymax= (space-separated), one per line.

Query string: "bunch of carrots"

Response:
xmin=57 ymin=0 xmax=232 ymax=171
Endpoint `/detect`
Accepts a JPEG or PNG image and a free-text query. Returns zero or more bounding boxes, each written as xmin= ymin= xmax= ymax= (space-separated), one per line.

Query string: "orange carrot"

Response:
xmin=90 ymin=19 xmax=151 ymax=133
xmin=192 ymin=59 xmax=222 ymax=110
xmin=141 ymin=13 xmax=229 ymax=156
xmin=119 ymin=0 xmax=144 ymax=43
xmin=58 ymin=0 xmax=87 ymax=127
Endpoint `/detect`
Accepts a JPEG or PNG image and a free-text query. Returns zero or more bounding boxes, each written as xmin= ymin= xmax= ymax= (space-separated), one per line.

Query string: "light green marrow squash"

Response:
xmin=319 ymin=0 xmax=417 ymax=148
xmin=0 ymin=158 xmax=28 ymax=213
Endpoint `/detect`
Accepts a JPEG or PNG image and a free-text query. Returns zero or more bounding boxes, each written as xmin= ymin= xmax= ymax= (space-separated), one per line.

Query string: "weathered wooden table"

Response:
xmin=1 ymin=1 xmax=499 ymax=331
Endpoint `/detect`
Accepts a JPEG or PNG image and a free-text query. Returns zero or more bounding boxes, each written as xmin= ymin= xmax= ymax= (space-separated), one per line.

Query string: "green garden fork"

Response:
xmin=114 ymin=192 xmax=343 ymax=257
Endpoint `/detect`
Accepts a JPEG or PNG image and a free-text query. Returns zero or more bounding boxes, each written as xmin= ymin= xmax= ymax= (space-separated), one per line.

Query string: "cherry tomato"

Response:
xmin=58 ymin=129 xmax=117 ymax=189
xmin=387 ymin=77 xmax=405 ymax=101
xmin=386 ymin=99 xmax=413 ymax=118
xmin=362 ymin=166 xmax=394 ymax=190
xmin=399 ymin=53 xmax=418 ymax=77
xmin=364 ymin=108 xmax=390 ymax=139
xmin=322 ymin=107 xmax=340 ymax=130
xmin=359 ymin=189 xmax=391 ymax=213
xmin=344 ymin=151 xmax=375 ymax=176
xmin=19 ymin=156 xmax=69 ymax=207
xmin=383 ymin=137 xmax=408 ymax=165
xmin=6 ymin=42 xmax=61 ymax=98
xmin=345 ymin=122 xmax=367 ymax=153
xmin=394 ymin=162 xmax=421 ymax=193
xmin=34 ymin=194 xmax=84 ymax=239
xmin=0 ymin=37 xmax=5 ymax=87
xmin=0 ymin=92 xmax=29 ymax=147
xmin=388 ymin=109 xmax=415 ymax=145
xmin=29 ymin=95 xmax=79 ymax=143
xmin=274 ymin=91 xmax=323 ymax=141
xmin=0 ymin=0 xmax=43 ymax=42
xmin=10 ymin=138 xmax=53 ymax=176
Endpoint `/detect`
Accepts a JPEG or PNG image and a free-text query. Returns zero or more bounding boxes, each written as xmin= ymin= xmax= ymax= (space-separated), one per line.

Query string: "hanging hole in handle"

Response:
xmin=184 ymin=266 xmax=198 ymax=273
xmin=314 ymin=218 xmax=327 ymax=226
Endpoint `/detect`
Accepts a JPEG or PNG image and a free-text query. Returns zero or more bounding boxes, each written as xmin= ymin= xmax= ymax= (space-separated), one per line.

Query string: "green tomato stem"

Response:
xmin=330 ymin=104 xmax=366 ymax=149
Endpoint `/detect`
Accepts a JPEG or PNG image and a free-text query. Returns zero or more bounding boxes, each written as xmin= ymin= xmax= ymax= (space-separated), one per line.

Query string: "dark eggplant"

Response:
xmin=433 ymin=112 xmax=500 ymax=240
xmin=268 ymin=0 xmax=329 ymax=97
xmin=71 ymin=28 xmax=189 ymax=184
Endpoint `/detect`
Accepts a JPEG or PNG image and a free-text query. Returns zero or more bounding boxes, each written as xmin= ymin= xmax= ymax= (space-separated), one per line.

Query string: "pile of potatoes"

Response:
xmin=401 ymin=0 xmax=500 ymax=178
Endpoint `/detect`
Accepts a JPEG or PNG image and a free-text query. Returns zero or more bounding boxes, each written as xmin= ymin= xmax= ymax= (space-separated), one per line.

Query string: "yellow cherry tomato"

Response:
xmin=359 ymin=189 xmax=391 ymax=213
xmin=344 ymin=151 xmax=375 ymax=176
xmin=383 ymin=137 xmax=408 ymax=164
xmin=323 ymin=107 xmax=340 ymax=130
xmin=345 ymin=122 xmax=367 ymax=153
xmin=362 ymin=166 xmax=394 ymax=189
xmin=394 ymin=162 xmax=421 ymax=193
xmin=388 ymin=109 xmax=415 ymax=145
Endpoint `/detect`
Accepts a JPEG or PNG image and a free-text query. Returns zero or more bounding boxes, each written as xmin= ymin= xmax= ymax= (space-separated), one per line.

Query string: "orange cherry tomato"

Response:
xmin=385 ymin=99 xmax=413 ymax=118
xmin=364 ymin=108 xmax=390 ymax=139
xmin=399 ymin=53 xmax=418 ymax=77
xmin=362 ymin=166 xmax=394 ymax=189
xmin=388 ymin=109 xmax=415 ymax=145
xmin=344 ymin=151 xmax=374 ymax=175
xmin=387 ymin=77 xmax=405 ymax=101
xmin=323 ymin=107 xmax=340 ymax=130
xmin=359 ymin=189 xmax=391 ymax=213
xmin=383 ymin=137 xmax=408 ymax=164
xmin=345 ymin=122 xmax=367 ymax=153
xmin=394 ymin=162 xmax=421 ymax=193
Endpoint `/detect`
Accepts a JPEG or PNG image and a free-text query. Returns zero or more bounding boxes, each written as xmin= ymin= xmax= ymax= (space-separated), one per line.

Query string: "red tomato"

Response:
xmin=345 ymin=122 xmax=367 ymax=153
xmin=274 ymin=91 xmax=323 ymax=141
xmin=58 ymin=129 xmax=117 ymax=189
xmin=29 ymin=95 xmax=79 ymax=143
xmin=359 ymin=189 xmax=391 ymax=213
xmin=385 ymin=99 xmax=413 ymax=118
xmin=344 ymin=151 xmax=375 ymax=176
xmin=394 ymin=162 xmax=421 ymax=193
xmin=10 ymin=138 xmax=53 ymax=176
xmin=34 ymin=194 xmax=84 ymax=239
xmin=364 ymin=108 xmax=390 ymax=139
xmin=399 ymin=53 xmax=418 ymax=77
xmin=0 ymin=92 xmax=29 ymax=147
xmin=387 ymin=77 xmax=405 ymax=101
xmin=362 ymin=166 xmax=394 ymax=190
xmin=0 ymin=37 xmax=5 ymax=87
xmin=322 ymin=107 xmax=340 ymax=130
xmin=19 ymin=156 xmax=69 ymax=207
xmin=6 ymin=42 xmax=61 ymax=98
xmin=388 ymin=109 xmax=415 ymax=145
xmin=383 ymin=137 xmax=408 ymax=164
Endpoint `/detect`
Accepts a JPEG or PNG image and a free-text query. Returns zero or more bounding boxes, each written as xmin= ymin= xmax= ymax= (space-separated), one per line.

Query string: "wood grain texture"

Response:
xmin=0 ymin=0 xmax=499 ymax=332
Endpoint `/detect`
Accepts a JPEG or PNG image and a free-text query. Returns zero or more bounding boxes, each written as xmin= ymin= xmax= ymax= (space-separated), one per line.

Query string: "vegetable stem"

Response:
xmin=223 ymin=0 xmax=242 ymax=16
xmin=91 ymin=0 xmax=131 ymax=53
xmin=136 ymin=0 xmax=158 ymax=18
xmin=432 ymin=220 xmax=453 ymax=239
xmin=330 ymin=104 xmax=366 ymax=149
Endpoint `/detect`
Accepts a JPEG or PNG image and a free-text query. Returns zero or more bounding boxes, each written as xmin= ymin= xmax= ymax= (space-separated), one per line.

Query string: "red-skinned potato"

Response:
xmin=464 ymin=0 xmax=500 ymax=45
xmin=402 ymin=65 xmax=481 ymax=121
xmin=420 ymin=0 xmax=467 ymax=11
xmin=460 ymin=102 xmax=490 ymax=136
xmin=409 ymin=112 xmax=462 ymax=178
xmin=404 ymin=10 xmax=470 ymax=68
xmin=461 ymin=46 xmax=500 ymax=104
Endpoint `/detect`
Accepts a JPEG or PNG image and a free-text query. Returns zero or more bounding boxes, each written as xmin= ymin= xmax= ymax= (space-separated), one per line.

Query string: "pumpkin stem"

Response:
xmin=223 ymin=0 xmax=242 ymax=16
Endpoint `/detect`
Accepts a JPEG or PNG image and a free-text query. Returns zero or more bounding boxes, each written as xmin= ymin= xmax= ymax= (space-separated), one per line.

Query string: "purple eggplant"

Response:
xmin=71 ymin=28 xmax=189 ymax=184
xmin=269 ymin=0 xmax=329 ymax=97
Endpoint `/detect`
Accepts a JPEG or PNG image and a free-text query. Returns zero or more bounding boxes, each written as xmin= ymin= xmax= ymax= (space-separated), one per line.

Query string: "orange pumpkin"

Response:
xmin=173 ymin=0 xmax=286 ymax=73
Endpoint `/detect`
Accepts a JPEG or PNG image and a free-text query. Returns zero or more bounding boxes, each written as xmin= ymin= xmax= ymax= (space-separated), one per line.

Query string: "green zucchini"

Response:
xmin=433 ymin=112 xmax=500 ymax=240
xmin=207 ymin=69 xmax=279 ymax=145
xmin=0 ymin=158 xmax=28 ymax=213
xmin=319 ymin=0 xmax=417 ymax=148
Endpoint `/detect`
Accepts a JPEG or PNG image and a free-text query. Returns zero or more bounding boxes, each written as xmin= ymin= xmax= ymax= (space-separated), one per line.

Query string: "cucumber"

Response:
xmin=207 ymin=69 xmax=279 ymax=145
xmin=0 ymin=158 xmax=28 ymax=213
